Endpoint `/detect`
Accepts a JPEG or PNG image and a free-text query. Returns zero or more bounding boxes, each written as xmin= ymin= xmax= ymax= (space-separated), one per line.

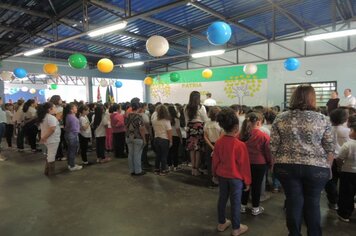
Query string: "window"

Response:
xmin=284 ymin=81 xmax=337 ymax=108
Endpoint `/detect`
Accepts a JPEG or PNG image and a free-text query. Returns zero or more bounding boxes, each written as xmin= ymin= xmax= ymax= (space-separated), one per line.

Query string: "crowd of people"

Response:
xmin=0 ymin=86 xmax=355 ymax=236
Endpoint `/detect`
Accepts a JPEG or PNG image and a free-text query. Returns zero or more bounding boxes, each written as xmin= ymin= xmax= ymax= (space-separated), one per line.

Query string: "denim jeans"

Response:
xmin=154 ymin=137 xmax=169 ymax=171
xmin=274 ymin=164 xmax=330 ymax=236
xmin=126 ymin=138 xmax=144 ymax=174
xmin=218 ymin=177 xmax=243 ymax=230
xmin=65 ymin=132 xmax=79 ymax=168
xmin=168 ymin=136 xmax=180 ymax=167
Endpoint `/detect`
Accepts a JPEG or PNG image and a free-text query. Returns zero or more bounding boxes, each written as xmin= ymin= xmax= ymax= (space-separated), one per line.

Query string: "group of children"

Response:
xmin=1 ymin=91 xmax=356 ymax=236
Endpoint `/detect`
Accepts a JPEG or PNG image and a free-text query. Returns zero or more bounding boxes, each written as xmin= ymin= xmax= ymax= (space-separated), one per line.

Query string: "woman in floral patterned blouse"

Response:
xmin=270 ymin=85 xmax=334 ymax=236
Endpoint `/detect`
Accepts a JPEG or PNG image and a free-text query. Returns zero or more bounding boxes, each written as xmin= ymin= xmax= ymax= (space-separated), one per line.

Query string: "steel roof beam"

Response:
xmin=347 ymin=0 xmax=355 ymax=17
xmin=88 ymin=0 xmax=207 ymax=42
xmin=266 ymin=0 xmax=306 ymax=32
xmin=189 ymin=1 xmax=268 ymax=41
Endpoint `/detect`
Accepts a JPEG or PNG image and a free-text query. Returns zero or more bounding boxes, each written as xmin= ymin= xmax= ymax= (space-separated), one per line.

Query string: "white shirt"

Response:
xmin=93 ymin=113 xmax=109 ymax=138
xmin=171 ymin=118 xmax=180 ymax=137
xmin=184 ymin=105 xmax=209 ymax=124
xmin=40 ymin=114 xmax=60 ymax=144
xmin=80 ymin=116 xmax=92 ymax=138
xmin=24 ymin=106 xmax=37 ymax=120
xmin=5 ymin=110 xmax=14 ymax=125
xmin=203 ymin=98 xmax=217 ymax=106
xmin=152 ymin=119 xmax=172 ymax=140
xmin=338 ymin=139 xmax=356 ymax=173
xmin=204 ymin=120 xmax=221 ymax=143
xmin=13 ymin=106 xmax=24 ymax=124
xmin=332 ymin=125 xmax=350 ymax=155
xmin=260 ymin=125 xmax=271 ymax=136
xmin=340 ymin=95 xmax=356 ymax=108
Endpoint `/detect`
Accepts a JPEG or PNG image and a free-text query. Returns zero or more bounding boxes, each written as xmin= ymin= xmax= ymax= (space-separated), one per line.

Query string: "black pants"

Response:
xmin=168 ymin=136 xmax=180 ymax=167
xmin=324 ymin=161 xmax=339 ymax=204
xmin=24 ymin=123 xmax=38 ymax=150
xmin=205 ymin=143 xmax=214 ymax=181
xmin=16 ymin=125 xmax=24 ymax=150
xmin=113 ymin=132 xmax=126 ymax=158
xmin=5 ymin=124 xmax=14 ymax=147
xmin=337 ymin=172 xmax=356 ymax=219
xmin=79 ymin=134 xmax=89 ymax=162
xmin=56 ymin=128 xmax=65 ymax=159
xmin=241 ymin=164 xmax=267 ymax=207
xmin=141 ymin=134 xmax=150 ymax=164
xmin=96 ymin=136 xmax=106 ymax=159
xmin=154 ymin=137 xmax=169 ymax=171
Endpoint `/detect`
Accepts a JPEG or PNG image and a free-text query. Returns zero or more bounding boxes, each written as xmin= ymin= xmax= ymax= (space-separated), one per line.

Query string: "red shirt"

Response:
xmin=212 ymin=135 xmax=251 ymax=185
xmin=244 ymin=129 xmax=271 ymax=165
xmin=110 ymin=112 xmax=125 ymax=133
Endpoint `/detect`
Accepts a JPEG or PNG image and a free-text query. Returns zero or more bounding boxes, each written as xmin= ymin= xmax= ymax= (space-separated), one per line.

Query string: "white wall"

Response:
xmin=266 ymin=52 xmax=356 ymax=107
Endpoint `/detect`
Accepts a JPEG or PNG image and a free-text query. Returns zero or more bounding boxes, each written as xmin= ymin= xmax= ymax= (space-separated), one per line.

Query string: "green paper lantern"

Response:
xmin=50 ymin=84 xmax=58 ymax=90
xmin=68 ymin=53 xmax=87 ymax=69
xmin=170 ymin=72 xmax=180 ymax=82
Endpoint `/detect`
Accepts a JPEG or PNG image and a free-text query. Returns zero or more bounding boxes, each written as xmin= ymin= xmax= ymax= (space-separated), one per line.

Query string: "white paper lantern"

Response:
xmin=146 ymin=35 xmax=169 ymax=57
xmin=29 ymin=88 xmax=36 ymax=94
xmin=99 ymin=79 xmax=108 ymax=87
xmin=243 ymin=64 xmax=258 ymax=75
xmin=21 ymin=86 xmax=29 ymax=92
xmin=1 ymin=71 xmax=12 ymax=81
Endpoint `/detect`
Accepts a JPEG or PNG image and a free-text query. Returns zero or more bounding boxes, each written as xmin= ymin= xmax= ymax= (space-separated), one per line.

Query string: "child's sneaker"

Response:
xmin=338 ymin=214 xmax=350 ymax=223
xmin=240 ymin=205 xmax=247 ymax=213
xmin=252 ymin=206 xmax=264 ymax=216
xmin=68 ymin=165 xmax=83 ymax=171
xmin=217 ymin=219 xmax=231 ymax=232
xmin=231 ymin=224 xmax=248 ymax=236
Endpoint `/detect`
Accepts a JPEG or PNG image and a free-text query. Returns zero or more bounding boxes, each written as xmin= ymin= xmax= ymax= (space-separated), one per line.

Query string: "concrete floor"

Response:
xmin=0 ymin=148 xmax=355 ymax=236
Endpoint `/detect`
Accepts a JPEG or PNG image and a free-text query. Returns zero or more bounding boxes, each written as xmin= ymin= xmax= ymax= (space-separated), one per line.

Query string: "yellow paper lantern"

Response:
xmin=29 ymin=88 xmax=36 ymax=94
xmin=97 ymin=58 xmax=114 ymax=73
xmin=43 ymin=63 xmax=58 ymax=75
xmin=202 ymin=69 xmax=213 ymax=79
xmin=144 ymin=76 xmax=153 ymax=85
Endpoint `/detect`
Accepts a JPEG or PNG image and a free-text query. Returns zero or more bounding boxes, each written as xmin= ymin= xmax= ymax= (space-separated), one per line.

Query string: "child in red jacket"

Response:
xmin=213 ymin=108 xmax=251 ymax=236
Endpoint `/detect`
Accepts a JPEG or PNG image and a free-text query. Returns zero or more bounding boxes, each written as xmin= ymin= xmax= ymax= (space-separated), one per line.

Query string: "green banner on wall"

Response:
xmin=151 ymin=64 xmax=268 ymax=84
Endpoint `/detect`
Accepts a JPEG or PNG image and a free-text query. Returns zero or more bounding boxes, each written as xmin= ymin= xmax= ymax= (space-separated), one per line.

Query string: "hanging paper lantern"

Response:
xmin=99 ymin=79 xmax=108 ymax=87
xmin=29 ymin=88 xmax=36 ymax=94
xmin=39 ymin=89 xmax=45 ymax=96
xmin=207 ymin=21 xmax=232 ymax=45
xmin=144 ymin=76 xmax=153 ymax=85
xmin=115 ymin=80 xmax=123 ymax=88
xmin=97 ymin=58 xmax=114 ymax=73
xmin=243 ymin=64 xmax=258 ymax=75
xmin=9 ymin=88 xmax=19 ymax=95
xmin=202 ymin=69 xmax=213 ymax=79
xmin=1 ymin=71 xmax=12 ymax=81
xmin=284 ymin=58 xmax=300 ymax=71
xmin=21 ymin=86 xmax=29 ymax=92
xmin=109 ymin=80 xmax=114 ymax=86
xmin=68 ymin=53 xmax=87 ymax=69
xmin=50 ymin=84 xmax=58 ymax=90
xmin=146 ymin=35 xmax=169 ymax=57
xmin=170 ymin=72 xmax=180 ymax=82
xmin=13 ymin=68 xmax=27 ymax=78
xmin=43 ymin=63 xmax=58 ymax=74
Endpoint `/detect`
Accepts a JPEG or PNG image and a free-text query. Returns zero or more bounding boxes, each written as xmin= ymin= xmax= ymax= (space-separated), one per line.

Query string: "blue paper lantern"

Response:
xmin=115 ymin=81 xmax=123 ymax=88
xmin=13 ymin=68 xmax=27 ymax=78
xmin=39 ymin=89 xmax=45 ymax=96
xmin=207 ymin=21 xmax=232 ymax=45
xmin=284 ymin=58 xmax=300 ymax=71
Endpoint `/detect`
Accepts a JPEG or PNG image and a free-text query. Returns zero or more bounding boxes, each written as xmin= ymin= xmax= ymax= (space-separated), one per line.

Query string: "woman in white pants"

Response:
xmin=37 ymin=102 xmax=61 ymax=176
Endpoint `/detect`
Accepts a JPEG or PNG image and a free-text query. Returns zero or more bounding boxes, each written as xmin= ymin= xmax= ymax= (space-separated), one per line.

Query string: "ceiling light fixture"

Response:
xmin=122 ymin=61 xmax=144 ymax=68
xmin=191 ymin=49 xmax=225 ymax=58
xmin=303 ymin=29 xmax=356 ymax=41
xmin=23 ymin=48 xmax=44 ymax=56
xmin=88 ymin=21 xmax=128 ymax=37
